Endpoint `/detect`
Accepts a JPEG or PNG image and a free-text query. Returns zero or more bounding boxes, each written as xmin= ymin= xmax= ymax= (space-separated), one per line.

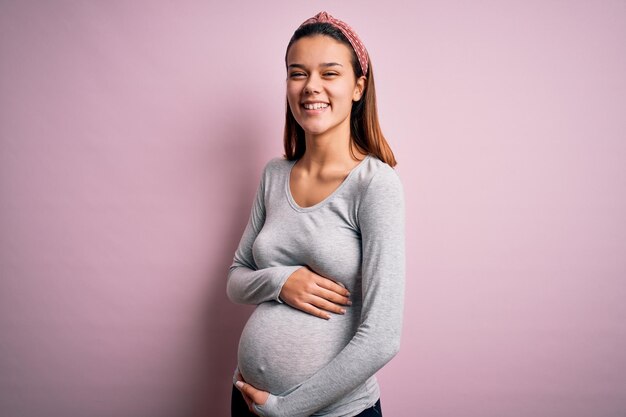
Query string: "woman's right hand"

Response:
xmin=279 ymin=267 xmax=351 ymax=319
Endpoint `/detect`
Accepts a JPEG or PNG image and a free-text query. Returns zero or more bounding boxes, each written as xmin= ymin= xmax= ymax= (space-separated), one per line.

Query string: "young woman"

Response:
xmin=227 ymin=11 xmax=405 ymax=417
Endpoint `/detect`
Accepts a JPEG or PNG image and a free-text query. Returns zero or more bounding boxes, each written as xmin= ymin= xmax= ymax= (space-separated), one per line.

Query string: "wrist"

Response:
xmin=253 ymin=393 xmax=279 ymax=416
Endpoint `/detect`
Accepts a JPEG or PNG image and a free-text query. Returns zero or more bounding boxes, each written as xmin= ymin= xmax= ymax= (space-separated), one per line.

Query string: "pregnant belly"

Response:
xmin=237 ymin=301 xmax=359 ymax=395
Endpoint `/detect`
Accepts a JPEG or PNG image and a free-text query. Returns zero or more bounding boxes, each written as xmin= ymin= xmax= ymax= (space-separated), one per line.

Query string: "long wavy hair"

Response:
xmin=283 ymin=22 xmax=397 ymax=167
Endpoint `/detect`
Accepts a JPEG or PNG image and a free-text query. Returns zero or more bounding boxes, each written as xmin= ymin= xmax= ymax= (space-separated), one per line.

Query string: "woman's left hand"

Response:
xmin=235 ymin=374 xmax=269 ymax=415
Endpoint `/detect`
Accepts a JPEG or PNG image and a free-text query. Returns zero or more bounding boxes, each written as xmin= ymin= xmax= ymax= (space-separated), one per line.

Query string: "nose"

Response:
xmin=303 ymin=75 xmax=320 ymax=95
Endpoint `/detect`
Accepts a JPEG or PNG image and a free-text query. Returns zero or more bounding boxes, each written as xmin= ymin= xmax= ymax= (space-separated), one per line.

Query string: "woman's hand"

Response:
xmin=234 ymin=371 xmax=257 ymax=414
xmin=235 ymin=374 xmax=269 ymax=415
xmin=279 ymin=267 xmax=351 ymax=319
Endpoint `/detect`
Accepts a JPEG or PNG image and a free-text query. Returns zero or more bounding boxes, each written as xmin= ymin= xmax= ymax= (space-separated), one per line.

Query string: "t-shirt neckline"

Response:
xmin=285 ymin=154 xmax=371 ymax=212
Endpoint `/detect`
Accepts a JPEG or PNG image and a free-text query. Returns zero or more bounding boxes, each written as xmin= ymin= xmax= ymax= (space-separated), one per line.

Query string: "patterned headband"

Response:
xmin=298 ymin=11 xmax=369 ymax=76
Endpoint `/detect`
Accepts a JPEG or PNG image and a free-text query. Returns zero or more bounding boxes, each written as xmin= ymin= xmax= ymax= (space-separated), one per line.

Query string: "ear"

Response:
xmin=353 ymin=76 xmax=366 ymax=101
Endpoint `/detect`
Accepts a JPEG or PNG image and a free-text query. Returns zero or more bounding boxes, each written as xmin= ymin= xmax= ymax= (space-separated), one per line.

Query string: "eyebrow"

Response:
xmin=288 ymin=62 xmax=344 ymax=70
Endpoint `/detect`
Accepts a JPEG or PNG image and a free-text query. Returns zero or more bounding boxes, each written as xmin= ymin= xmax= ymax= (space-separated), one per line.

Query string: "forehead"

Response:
xmin=286 ymin=35 xmax=354 ymax=66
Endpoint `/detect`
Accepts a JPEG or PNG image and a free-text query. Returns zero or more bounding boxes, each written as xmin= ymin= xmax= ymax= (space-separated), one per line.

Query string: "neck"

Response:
xmin=301 ymin=122 xmax=364 ymax=170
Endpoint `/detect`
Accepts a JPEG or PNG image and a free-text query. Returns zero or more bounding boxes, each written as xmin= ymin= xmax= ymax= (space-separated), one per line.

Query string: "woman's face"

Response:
xmin=286 ymin=35 xmax=365 ymax=138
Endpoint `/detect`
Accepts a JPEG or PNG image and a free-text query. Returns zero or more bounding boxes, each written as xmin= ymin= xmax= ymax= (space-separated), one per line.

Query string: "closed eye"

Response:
xmin=289 ymin=72 xmax=306 ymax=78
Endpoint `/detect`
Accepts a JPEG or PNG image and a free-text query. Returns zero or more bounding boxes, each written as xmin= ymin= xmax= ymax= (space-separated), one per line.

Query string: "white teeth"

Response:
xmin=304 ymin=102 xmax=329 ymax=110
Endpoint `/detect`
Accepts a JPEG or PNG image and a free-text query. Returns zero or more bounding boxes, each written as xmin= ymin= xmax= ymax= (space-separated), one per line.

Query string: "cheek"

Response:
xmin=330 ymin=85 xmax=356 ymax=108
xmin=286 ymin=99 xmax=299 ymax=116
xmin=286 ymin=85 xmax=300 ymax=106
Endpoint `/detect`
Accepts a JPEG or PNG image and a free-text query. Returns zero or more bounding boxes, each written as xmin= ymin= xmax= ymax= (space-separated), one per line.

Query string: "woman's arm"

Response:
xmin=253 ymin=166 xmax=406 ymax=417
xmin=227 ymin=164 xmax=302 ymax=305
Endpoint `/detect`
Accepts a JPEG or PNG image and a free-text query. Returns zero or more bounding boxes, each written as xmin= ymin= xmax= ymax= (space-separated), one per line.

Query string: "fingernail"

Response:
xmin=340 ymin=308 xmax=346 ymax=314
xmin=347 ymin=300 xmax=352 ymax=306
xmin=235 ymin=381 xmax=244 ymax=389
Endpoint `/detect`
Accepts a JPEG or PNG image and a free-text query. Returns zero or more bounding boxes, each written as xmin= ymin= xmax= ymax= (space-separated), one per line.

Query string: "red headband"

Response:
xmin=298 ymin=11 xmax=369 ymax=76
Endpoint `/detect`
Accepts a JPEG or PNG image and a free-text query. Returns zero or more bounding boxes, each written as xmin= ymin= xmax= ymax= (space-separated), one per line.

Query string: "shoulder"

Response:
xmin=356 ymin=155 xmax=403 ymax=195
xmin=263 ymin=156 xmax=292 ymax=173
xmin=355 ymin=156 xmax=404 ymax=216
xmin=260 ymin=157 xmax=293 ymax=180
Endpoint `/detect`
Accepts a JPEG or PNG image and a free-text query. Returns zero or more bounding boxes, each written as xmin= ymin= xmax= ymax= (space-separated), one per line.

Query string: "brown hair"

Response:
xmin=283 ymin=22 xmax=397 ymax=167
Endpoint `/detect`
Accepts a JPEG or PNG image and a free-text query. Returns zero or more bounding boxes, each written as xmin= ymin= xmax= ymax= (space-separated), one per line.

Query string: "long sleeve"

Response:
xmin=227 ymin=164 xmax=303 ymax=305
xmin=254 ymin=167 xmax=406 ymax=417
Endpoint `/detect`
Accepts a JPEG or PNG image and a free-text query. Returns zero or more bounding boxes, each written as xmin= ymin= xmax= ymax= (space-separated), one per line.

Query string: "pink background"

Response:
xmin=1 ymin=1 xmax=625 ymax=416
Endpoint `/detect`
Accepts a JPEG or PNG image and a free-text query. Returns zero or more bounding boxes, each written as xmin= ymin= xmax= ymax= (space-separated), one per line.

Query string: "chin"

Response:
xmin=300 ymin=124 xmax=329 ymax=136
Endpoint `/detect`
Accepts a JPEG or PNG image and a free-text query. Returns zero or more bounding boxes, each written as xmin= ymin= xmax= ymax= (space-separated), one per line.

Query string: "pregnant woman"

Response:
xmin=227 ymin=11 xmax=405 ymax=417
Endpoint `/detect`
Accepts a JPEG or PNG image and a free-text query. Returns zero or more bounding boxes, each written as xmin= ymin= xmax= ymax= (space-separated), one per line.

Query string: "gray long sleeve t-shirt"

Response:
xmin=227 ymin=154 xmax=405 ymax=417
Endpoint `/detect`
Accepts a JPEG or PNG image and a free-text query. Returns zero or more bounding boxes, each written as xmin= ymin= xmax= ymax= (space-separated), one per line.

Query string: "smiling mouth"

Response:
xmin=303 ymin=103 xmax=329 ymax=110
